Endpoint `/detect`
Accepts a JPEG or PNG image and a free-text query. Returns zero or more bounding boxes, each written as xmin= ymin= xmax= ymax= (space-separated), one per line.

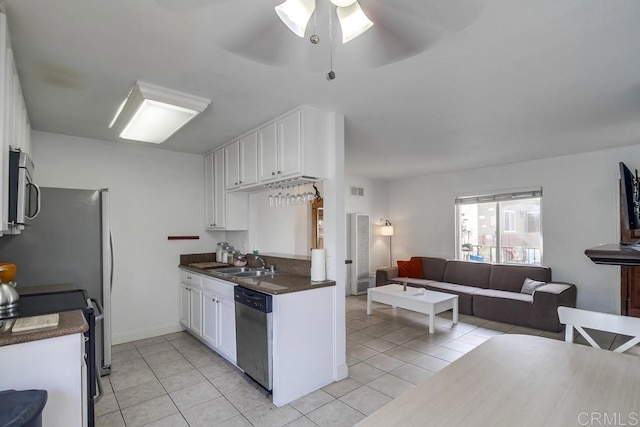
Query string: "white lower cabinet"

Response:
xmin=180 ymin=269 xmax=236 ymax=365
xmin=0 ymin=333 xmax=85 ymax=427
xmin=179 ymin=271 xmax=203 ymax=337
xmin=202 ymin=292 xmax=219 ymax=346
xmin=202 ymin=277 xmax=237 ymax=364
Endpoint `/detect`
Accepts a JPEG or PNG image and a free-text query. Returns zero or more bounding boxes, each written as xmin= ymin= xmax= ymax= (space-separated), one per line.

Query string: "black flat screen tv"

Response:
xmin=620 ymin=162 xmax=640 ymax=230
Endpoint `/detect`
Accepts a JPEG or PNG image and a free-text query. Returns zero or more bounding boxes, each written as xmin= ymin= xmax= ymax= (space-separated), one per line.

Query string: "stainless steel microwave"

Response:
xmin=8 ymin=150 xmax=40 ymax=229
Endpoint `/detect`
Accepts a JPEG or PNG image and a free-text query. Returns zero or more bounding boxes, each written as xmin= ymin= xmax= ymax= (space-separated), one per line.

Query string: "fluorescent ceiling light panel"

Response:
xmin=110 ymin=81 xmax=210 ymax=144
xmin=275 ymin=0 xmax=316 ymax=37
xmin=336 ymin=2 xmax=373 ymax=43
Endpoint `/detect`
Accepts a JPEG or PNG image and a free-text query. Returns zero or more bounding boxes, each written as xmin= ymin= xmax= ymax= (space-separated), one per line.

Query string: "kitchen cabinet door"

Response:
xmin=213 ymin=148 xmax=226 ymax=228
xmin=225 ymin=140 xmax=240 ymax=190
xmin=179 ymin=283 xmax=191 ymax=328
xmin=216 ymin=295 xmax=237 ymax=364
xmin=278 ymin=110 xmax=302 ymax=178
xmin=204 ymin=153 xmax=215 ymax=229
xmin=258 ymin=122 xmax=278 ymax=182
xmin=202 ymin=291 xmax=218 ymax=348
xmin=190 ymin=286 xmax=203 ymax=337
xmin=240 ymin=132 xmax=258 ymax=187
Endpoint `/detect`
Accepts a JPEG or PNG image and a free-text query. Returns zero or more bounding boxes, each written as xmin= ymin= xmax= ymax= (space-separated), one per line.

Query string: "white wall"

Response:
xmin=388 ymin=145 xmax=640 ymax=313
xmin=32 ymin=131 xmax=220 ymax=343
xmin=247 ymin=184 xmax=319 ymax=256
xmin=345 ymin=176 xmax=391 ymax=273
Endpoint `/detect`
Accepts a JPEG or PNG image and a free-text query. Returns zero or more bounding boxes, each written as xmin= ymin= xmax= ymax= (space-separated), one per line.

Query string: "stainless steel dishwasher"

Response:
xmin=234 ymin=286 xmax=273 ymax=391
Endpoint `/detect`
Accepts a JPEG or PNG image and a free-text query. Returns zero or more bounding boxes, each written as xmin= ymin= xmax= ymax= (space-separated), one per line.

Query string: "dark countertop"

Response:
xmin=179 ymin=264 xmax=335 ymax=295
xmin=0 ymin=310 xmax=88 ymax=347
xmin=1 ymin=284 xmax=89 ymax=347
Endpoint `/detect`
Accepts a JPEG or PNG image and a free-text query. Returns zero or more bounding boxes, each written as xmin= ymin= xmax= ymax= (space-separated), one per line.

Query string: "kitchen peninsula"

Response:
xmin=0 ymin=310 xmax=88 ymax=426
xmin=179 ymin=252 xmax=337 ymax=406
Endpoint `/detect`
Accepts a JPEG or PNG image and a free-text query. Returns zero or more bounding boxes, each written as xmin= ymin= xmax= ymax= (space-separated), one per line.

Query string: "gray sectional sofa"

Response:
xmin=375 ymin=256 xmax=577 ymax=332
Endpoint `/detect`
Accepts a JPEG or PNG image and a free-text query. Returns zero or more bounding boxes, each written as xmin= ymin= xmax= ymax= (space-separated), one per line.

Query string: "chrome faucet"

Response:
xmin=254 ymin=255 xmax=266 ymax=269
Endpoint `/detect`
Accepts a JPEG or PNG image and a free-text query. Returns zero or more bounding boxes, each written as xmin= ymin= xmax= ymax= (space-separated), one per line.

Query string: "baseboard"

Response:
xmin=336 ymin=362 xmax=348 ymax=381
xmin=112 ymin=322 xmax=184 ymax=345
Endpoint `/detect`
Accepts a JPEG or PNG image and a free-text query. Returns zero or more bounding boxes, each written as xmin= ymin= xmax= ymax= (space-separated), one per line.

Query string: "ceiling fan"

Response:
xmin=203 ymin=0 xmax=485 ymax=74
xmin=275 ymin=0 xmax=373 ymax=44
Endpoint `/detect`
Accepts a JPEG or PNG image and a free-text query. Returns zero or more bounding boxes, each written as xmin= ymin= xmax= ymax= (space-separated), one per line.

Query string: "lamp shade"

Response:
xmin=109 ymin=81 xmax=210 ymax=144
xmin=380 ymin=225 xmax=394 ymax=236
xmin=275 ymin=0 xmax=316 ymax=38
xmin=336 ymin=2 xmax=373 ymax=43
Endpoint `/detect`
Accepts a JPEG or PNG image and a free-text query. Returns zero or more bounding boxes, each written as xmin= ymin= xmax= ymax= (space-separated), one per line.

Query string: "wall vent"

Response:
xmin=350 ymin=186 xmax=365 ymax=197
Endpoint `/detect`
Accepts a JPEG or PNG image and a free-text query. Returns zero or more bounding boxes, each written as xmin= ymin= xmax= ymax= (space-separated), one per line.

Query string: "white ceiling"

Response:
xmin=3 ymin=0 xmax=640 ymax=179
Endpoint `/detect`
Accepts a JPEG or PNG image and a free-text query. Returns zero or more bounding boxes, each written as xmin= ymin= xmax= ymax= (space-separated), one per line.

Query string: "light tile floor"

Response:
xmin=96 ymin=295 xmax=640 ymax=426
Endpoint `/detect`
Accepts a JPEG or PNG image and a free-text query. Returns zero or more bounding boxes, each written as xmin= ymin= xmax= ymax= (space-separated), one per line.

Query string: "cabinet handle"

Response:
xmin=239 ymin=181 xmax=242 ymax=184
xmin=271 ymin=172 xmax=276 ymax=176
xmin=277 ymin=171 xmax=281 ymax=174
xmin=235 ymin=182 xmax=238 ymax=185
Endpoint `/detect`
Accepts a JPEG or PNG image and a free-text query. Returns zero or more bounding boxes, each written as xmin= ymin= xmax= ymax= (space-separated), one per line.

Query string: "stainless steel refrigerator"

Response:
xmin=0 ymin=187 xmax=113 ymax=375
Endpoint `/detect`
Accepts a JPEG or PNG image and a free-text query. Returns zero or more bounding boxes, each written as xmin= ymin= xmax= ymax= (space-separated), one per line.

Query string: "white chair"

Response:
xmin=558 ymin=306 xmax=640 ymax=353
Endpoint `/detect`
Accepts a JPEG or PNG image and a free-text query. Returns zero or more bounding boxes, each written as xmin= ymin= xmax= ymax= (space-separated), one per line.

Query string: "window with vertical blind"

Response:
xmin=455 ymin=189 xmax=542 ymax=265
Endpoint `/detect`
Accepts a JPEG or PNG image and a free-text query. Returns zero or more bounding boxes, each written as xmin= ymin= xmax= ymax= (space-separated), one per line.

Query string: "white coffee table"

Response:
xmin=367 ymin=284 xmax=458 ymax=333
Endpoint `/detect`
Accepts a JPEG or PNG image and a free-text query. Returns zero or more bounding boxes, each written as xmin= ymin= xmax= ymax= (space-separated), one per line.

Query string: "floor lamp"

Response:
xmin=381 ymin=220 xmax=394 ymax=267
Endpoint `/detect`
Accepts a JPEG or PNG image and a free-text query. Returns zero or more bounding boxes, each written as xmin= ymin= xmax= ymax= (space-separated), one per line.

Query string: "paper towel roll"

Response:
xmin=311 ymin=249 xmax=326 ymax=282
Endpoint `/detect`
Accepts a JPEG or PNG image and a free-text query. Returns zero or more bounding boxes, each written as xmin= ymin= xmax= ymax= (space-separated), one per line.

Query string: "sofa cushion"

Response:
xmin=473 ymin=288 xmax=534 ymax=303
xmin=425 ymin=281 xmax=482 ymax=315
xmin=443 ymin=260 xmax=491 ymax=289
xmin=473 ymin=289 xmax=537 ymax=328
xmin=521 ymin=278 xmax=546 ymax=295
xmin=414 ymin=257 xmax=448 ymax=282
xmin=489 ymin=264 xmax=552 ymax=293
xmin=397 ymin=259 xmax=424 ymax=279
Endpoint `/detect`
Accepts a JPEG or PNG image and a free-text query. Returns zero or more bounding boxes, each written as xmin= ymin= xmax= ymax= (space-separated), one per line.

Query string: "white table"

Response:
xmin=367 ymin=284 xmax=458 ymax=333
xmin=356 ymin=334 xmax=640 ymax=427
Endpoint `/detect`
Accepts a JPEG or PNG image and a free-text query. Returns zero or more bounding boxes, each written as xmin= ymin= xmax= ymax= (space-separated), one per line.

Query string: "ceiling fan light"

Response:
xmin=275 ymin=0 xmax=316 ymax=38
xmin=329 ymin=0 xmax=357 ymax=7
xmin=336 ymin=2 xmax=373 ymax=43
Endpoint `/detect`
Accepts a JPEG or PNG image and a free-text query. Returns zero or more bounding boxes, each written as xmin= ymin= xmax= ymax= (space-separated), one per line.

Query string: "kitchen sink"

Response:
xmin=214 ymin=266 xmax=257 ymax=274
xmin=232 ymin=270 xmax=275 ymax=278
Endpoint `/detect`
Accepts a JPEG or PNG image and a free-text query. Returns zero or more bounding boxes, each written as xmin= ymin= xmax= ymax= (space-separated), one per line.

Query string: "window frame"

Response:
xmin=455 ymin=188 xmax=543 ymax=265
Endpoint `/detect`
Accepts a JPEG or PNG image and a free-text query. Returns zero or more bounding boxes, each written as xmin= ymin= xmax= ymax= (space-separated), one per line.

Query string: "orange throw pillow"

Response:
xmin=397 ymin=259 xmax=424 ymax=279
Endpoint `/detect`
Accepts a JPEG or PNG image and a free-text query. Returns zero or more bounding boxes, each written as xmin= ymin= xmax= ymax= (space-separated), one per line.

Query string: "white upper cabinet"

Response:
xmin=204 ymin=148 xmax=248 ymax=231
xmin=258 ymin=122 xmax=278 ymax=182
xmin=240 ymin=132 xmax=258 ymax=187
xmin=0 ymin=14 xmax=31 ymax=236
xmin=226 ymin=132 xmax=258 ymax=190
xmin=278 ymin=109 xmax=302 ymax=178
xmin=204 ymin=152 xmax=215 ymax=229
xmin=213 ymin=148 xmax=226 ymax=228
xmin=225 ymin=140 xmax=240 ymax=190
xmin=226 ymin=106 xmax=331 ymax=191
